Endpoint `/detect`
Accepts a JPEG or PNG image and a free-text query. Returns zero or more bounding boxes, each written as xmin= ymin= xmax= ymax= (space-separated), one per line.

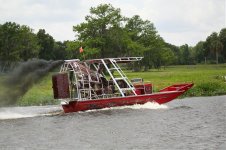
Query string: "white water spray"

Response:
xmin=0 ymin=105 xmax=61 ymax=120
xmin=0 ymin=102 xmax=168 ymax=119
xmin=85 ymin=102 xmax=168 ymax=113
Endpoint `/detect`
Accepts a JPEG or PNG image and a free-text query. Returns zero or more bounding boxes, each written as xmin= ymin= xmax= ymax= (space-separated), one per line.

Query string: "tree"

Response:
xmin=125 ymin=15 xmax=159 ymax=50
xmin=204 ymin=32 xmax=223 ymax=64
xmin=65 ymin=40 xmax=84 ymax=59
xmin=37 ymin=29 xmax=55 ymax=60
xmin=125 ymin=15 xmax=145 ymax=42
xmin=73 ymin=4 xmax=123 ymax=58
xmin=0 ymin=22 xmax=20 ymax=71
xmin=105 ymin=26 xmax=130 ymax=57
xmin=161 ymin=48 xmax=176 ymax=68
xmin=219 ymin=28 xmax=226 ymax=61
xmin=180 ymin=44 xmax=191 ymax=65
xmin=52 ymin=41 xmax=67 ymax=60
xmin=164 ymin=43 xmax=181 ymax=64
xmin=19 ymin=25 xmax=40 ymax=61
xmin=211 ymin=39 xmax=223 ymax=64
xmin=193 ymin=41 xmax=205 ymax=63
xmin=0 ymin=22 xmax=21 ymax=63
xmin=0 ymin=22 xmax=40 ymax=72
xmin=125 ymin=15 xmax=165 ymax=70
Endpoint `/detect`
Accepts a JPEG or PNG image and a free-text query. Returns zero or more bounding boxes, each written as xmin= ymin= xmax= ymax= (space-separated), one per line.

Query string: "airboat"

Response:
xmin=52 ymin=57 xmax=193 ymax=113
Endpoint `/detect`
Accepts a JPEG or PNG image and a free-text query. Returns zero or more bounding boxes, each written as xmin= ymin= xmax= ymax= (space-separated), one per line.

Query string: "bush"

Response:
xmin=183 ymin=81 xmax=226 ymax=97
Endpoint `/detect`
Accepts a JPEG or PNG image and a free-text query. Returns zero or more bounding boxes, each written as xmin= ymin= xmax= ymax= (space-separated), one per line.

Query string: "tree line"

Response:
xmin=193 ymin=29 xmax=226 ymax=64
xmin=0 ymin=22 xmax=68 ymax=72
xmin=0 ymin=4 xmax=226 ymax=72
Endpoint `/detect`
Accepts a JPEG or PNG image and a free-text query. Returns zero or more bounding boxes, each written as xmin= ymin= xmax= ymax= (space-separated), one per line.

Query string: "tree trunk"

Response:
xmin=216 ymin=51 xmax=218 ymax=64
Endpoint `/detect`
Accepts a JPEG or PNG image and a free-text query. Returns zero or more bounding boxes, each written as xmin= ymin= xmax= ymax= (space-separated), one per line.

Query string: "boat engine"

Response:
xmin=52 ymin=73 xmax=70 ymax=99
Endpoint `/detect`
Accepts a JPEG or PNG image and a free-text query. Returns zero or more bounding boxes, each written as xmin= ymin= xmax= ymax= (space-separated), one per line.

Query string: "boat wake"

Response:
xmin=0 ymin=111 xmax=36 ymax=120
xmin=0 ymin=105 xmax=62 ymax=120
xmin=0 ymin=103 xmax=168 ymax=119
xmin=85 ymin=102 xmax=168 ymax=113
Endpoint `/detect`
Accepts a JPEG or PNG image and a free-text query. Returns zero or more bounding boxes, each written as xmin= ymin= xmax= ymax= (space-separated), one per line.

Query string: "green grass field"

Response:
xmin=17 ymin=72 xmax=59 ymax=106
xmin=125 ymin=64 xmax=226 ymax=97
xmin=1 ymin=64 xmax=226 ymax=106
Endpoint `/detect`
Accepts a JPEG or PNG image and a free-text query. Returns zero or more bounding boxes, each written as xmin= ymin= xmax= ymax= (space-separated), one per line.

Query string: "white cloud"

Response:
xmin=139 ymin=0 xmax=225 ymax=45
xmin=0 ymin=0 xmax=225 ymax=46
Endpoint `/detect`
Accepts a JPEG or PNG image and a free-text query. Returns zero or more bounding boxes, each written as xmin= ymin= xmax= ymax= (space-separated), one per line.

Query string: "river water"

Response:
xmin=0 ymin=96 xmax=225 ymax=150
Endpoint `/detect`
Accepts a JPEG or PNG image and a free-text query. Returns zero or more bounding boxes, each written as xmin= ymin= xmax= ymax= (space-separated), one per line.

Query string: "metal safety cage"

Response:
xmin=59 ymin=57 xmax=143 ymax=101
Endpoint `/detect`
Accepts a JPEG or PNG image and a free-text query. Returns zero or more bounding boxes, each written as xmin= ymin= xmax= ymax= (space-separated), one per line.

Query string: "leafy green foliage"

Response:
xmin=0 ymin=22 xmax=39 ymax=61
xmin=0 ymin=23 xmax=69 ymax=73
xmin=74 ymin=4 xmax=123 ymax=58
xmin=17 ymin=72 xmax=58 ymax=106
xmin=203 ymin=32 xmax=224 ymax=64
xmin=219 ymin=28 xmax=226 ymax=61
xmin=37 ymin=29 xmax=55 ymax=60
xmin=52 ymin=41 xmax=67 ymax=60
xmin=0 ymin=22 xmax=40 ymax=72
xmin=73 ymin=4 xmax=176 ymax=70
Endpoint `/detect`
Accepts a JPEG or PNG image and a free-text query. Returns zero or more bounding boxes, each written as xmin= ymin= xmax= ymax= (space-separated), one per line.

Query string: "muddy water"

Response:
xmin=0 ymin=96 xmax=225 ymax=150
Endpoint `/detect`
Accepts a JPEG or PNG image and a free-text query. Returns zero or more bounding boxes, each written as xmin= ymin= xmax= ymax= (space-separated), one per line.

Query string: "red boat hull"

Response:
xmin=62 ymin=83 xmax=193 ymax=113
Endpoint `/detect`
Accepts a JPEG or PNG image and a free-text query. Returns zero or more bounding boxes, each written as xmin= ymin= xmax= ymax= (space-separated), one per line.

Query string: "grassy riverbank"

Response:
xmin=1 ymin=64 xmax=226 ymax=106
xmin=17 ymin=72 xmax=58 ymax=106
xmin=126 ymin=64 xmax=226 ymax=97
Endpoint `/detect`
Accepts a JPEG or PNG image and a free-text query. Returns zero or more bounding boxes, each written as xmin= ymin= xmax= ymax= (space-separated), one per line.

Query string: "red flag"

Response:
xmin=79 ymin=47 xmax=83 ymax=53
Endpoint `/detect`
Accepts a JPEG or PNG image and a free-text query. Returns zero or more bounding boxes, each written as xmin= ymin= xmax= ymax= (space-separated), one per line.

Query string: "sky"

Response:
xmin=0 ymin=0 xmax=225 ymax=46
